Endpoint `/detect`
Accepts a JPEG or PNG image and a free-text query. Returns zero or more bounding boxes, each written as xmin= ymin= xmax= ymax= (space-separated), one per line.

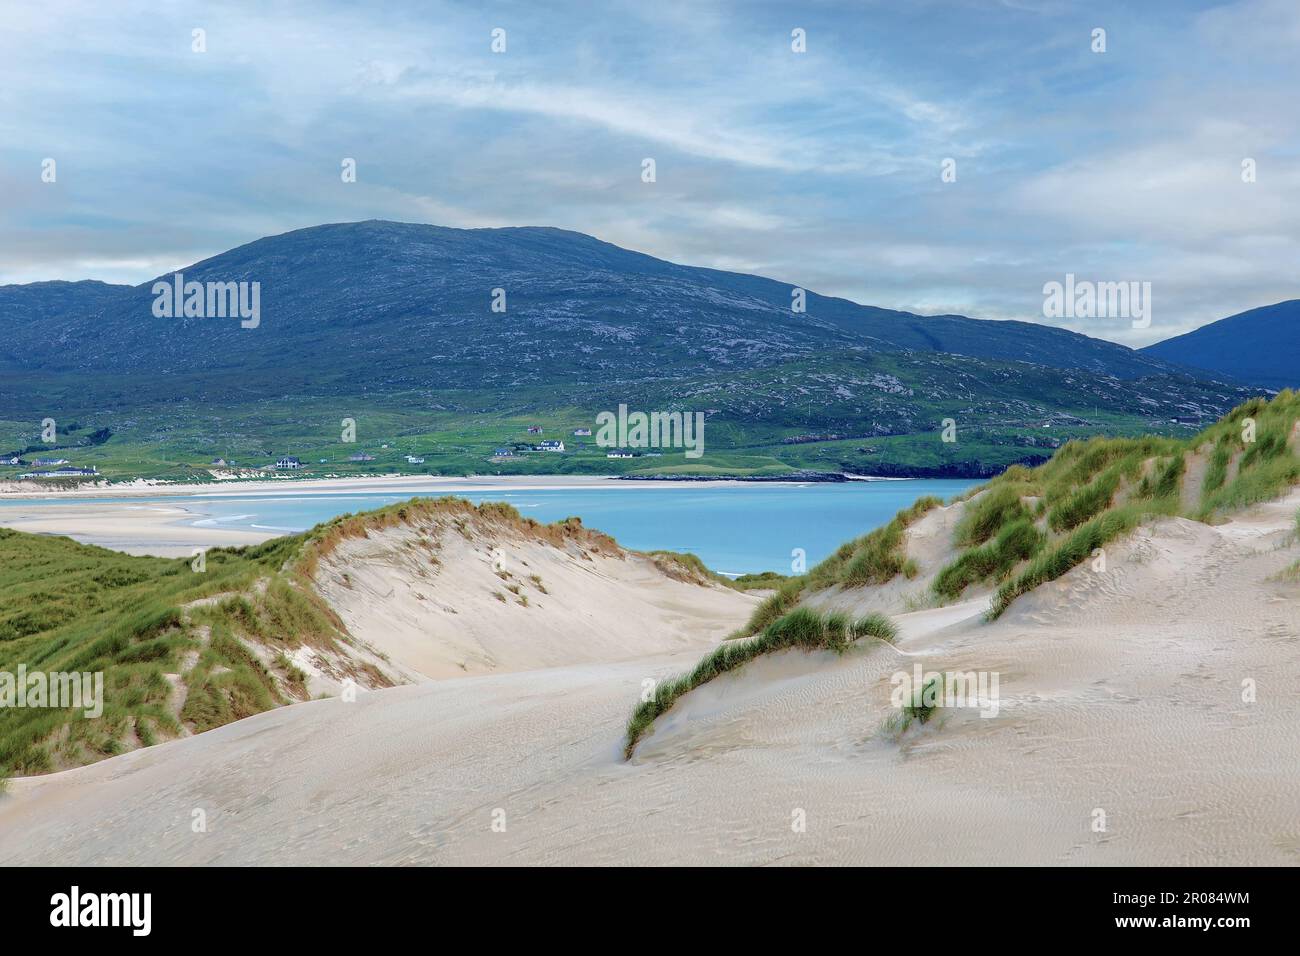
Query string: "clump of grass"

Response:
xmin=1201 ymin=437 xmax=1233 ymax=499
xmin=624 ymin=608 xmax=897 ymax=758
xmin=729 ymin=570 xmax=790 ymax=591
xmin=733 ymin=577 xmax=806 ymax=638
xmin=135 ymin=717 xmax=157 ymax=748
xmin=1136 ymin=453 xmax=1186 ymax=501
xmin=808 ymin=496 xmax=941 ymax=592
xmin=1195 ymin=391 xmax=1300 ymax=519
xmin=648 ymin=550 xmax=728 ymax=586
xmin=180 ymin=622 xmax=281 ymax=733
xmin=882 ymin=674 xmax=947 ymax=737
xmin=1048 ymin=463 xmax=1124 ymax=532
xmin=1279 ymin=510 xmax=1300 ymax=581
xmin=645 ymin=550 xmax=790 ymax=593
xmin=841 ymin=523 xmax=909 ymax=586
xmin=1040 ymin=436 xmax=1166 ymax=502
xmin=932 ymin=517 xmax=1045 ymax=600
xmin=953 ymin=484 xmax=1030 ymax=547
xmin=274 ymin=651 xmax=309 ymax=697
xmin=989 ymin=500 xmax=1176 ymax=618
xmin=1200 ymin=455 xmax=1300 ymax=519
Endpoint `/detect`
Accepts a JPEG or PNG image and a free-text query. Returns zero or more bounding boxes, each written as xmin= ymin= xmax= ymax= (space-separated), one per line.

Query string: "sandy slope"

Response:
xmin=312 ymin=508 xmax=756 ymax=678
xmin=3 ymin=490 xmax=1297 ymax=864
xmin=804 ymin=496 xmax=971 ymax=619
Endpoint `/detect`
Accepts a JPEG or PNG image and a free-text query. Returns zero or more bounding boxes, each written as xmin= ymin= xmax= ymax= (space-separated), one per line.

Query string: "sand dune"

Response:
xmin=312 ymin=505 xmax=756 ymax=677
xmin=3 ymin=491 xmax=1296 ymax=865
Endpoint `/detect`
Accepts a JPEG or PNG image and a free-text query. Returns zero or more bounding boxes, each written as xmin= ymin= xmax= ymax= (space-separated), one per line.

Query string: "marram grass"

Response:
xmin=924 ymin=391 xmax=1300 ymax=615
xmin=0 ymin=496 xmax=633 ymax=780
xmin=624 ymin=608 xmax=896 ymax=758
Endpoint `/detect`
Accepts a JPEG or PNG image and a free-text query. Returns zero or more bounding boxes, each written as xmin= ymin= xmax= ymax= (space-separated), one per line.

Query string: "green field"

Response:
xmin=0 ymin=394 xmax=1213 ymax=484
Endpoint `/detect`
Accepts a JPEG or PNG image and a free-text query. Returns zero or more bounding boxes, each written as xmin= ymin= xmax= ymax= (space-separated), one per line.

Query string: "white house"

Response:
xmin=572 ymin=428 xmax=592 ymax=437
xmin=20 ymin=465 xmax=99 ymax=478
xmin=606 ymin=450 xmax=634 ymax=459
xmin=275 ymin=456 xmax=303 ymax=469
xmin=537 ymin=440 xmax=565 ymax=452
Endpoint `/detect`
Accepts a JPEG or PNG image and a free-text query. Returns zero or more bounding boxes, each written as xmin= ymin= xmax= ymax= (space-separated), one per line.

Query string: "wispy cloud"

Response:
xmin=1 ymin=0 xmax=1295 ymax=345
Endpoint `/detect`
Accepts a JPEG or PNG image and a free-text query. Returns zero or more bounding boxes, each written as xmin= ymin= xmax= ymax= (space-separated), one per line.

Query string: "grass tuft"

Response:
xmin=932 ymin=517 xmax=1045 ymax=601
xmin=624 ymin=608 xmax=896 ymax=758
xmin=882 ymin=674 xmax=947 ymax=737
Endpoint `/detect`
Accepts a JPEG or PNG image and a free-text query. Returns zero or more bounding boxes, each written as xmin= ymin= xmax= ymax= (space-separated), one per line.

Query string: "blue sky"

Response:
xmin=2 ymin=0 xmax=1297 ymax=346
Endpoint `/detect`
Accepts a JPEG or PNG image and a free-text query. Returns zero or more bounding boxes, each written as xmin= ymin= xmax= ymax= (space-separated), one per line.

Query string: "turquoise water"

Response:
xmin=0 ymin=480 xmax=977 ymax=575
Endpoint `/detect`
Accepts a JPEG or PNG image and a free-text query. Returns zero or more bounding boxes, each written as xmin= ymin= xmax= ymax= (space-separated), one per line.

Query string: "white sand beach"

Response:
xmin=0 ymin=502 xmax=273 ymax=557
xmin=0 ymin=473 xmax=784 ymax=500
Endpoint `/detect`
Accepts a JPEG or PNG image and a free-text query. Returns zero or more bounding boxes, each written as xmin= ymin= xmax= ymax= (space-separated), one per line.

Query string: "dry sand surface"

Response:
xmin=2 ymin=493 xmax=1298 ymax=865
xmin=313 ymin=513 xmax=754 ymax=677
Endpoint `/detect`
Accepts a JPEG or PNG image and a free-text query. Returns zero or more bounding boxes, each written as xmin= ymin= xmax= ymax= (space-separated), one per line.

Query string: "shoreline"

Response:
xmin=0 ymin=500 xmax=273 ymax=557
xmin=0 ymin=473 xmax=975 ymax=560
xmin=0 ymin=471 xmax=936 ymax=501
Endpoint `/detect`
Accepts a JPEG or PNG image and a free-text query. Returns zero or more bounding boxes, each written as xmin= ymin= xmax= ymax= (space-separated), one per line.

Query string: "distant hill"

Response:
xmin=1141 ymin=300 xmax=1300 ymax=389
xmin=0 ymin=221 xmax=1264 ymax=478
xmin=0 ymin=220 xmax=1194 ymax=390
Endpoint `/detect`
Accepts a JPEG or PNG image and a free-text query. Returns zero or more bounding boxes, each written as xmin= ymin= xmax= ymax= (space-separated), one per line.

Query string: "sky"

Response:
xmin=2 ymin=0 xmax=1298 ymax=347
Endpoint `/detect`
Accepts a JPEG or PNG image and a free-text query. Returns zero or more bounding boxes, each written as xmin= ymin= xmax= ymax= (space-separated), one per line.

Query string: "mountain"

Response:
xmin=3 ymin=220 xmax=1186 ymax=389
xmin=1140 ymin=300 xmax=1300 ymax=390
xmin=0 ymin=279 xmax=130 ymax=348
xmin=0 ymin=221 xmax=1263 ymax=479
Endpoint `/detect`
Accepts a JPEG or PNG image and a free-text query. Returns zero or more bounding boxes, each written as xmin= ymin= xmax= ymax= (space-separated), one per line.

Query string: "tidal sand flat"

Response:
xmin=0 ymin=502 xmax=271 ymax=557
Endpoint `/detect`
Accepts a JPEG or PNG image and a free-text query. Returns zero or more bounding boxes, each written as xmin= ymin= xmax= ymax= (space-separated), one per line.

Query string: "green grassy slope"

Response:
xmin=728 ymin=390 xmax=1300 ymax=637
xmin=0 ymin=350 xmax=1253 ymax=484
xmin=0 ymin=499 xmax=489 ymax=779
xmin=623 ymin=391 xmax=1300 ymax=757
xmin=0 ymin=496 xmax=747 ymax=781
xmin=0 ymin=531 xmax=323 ymax=777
